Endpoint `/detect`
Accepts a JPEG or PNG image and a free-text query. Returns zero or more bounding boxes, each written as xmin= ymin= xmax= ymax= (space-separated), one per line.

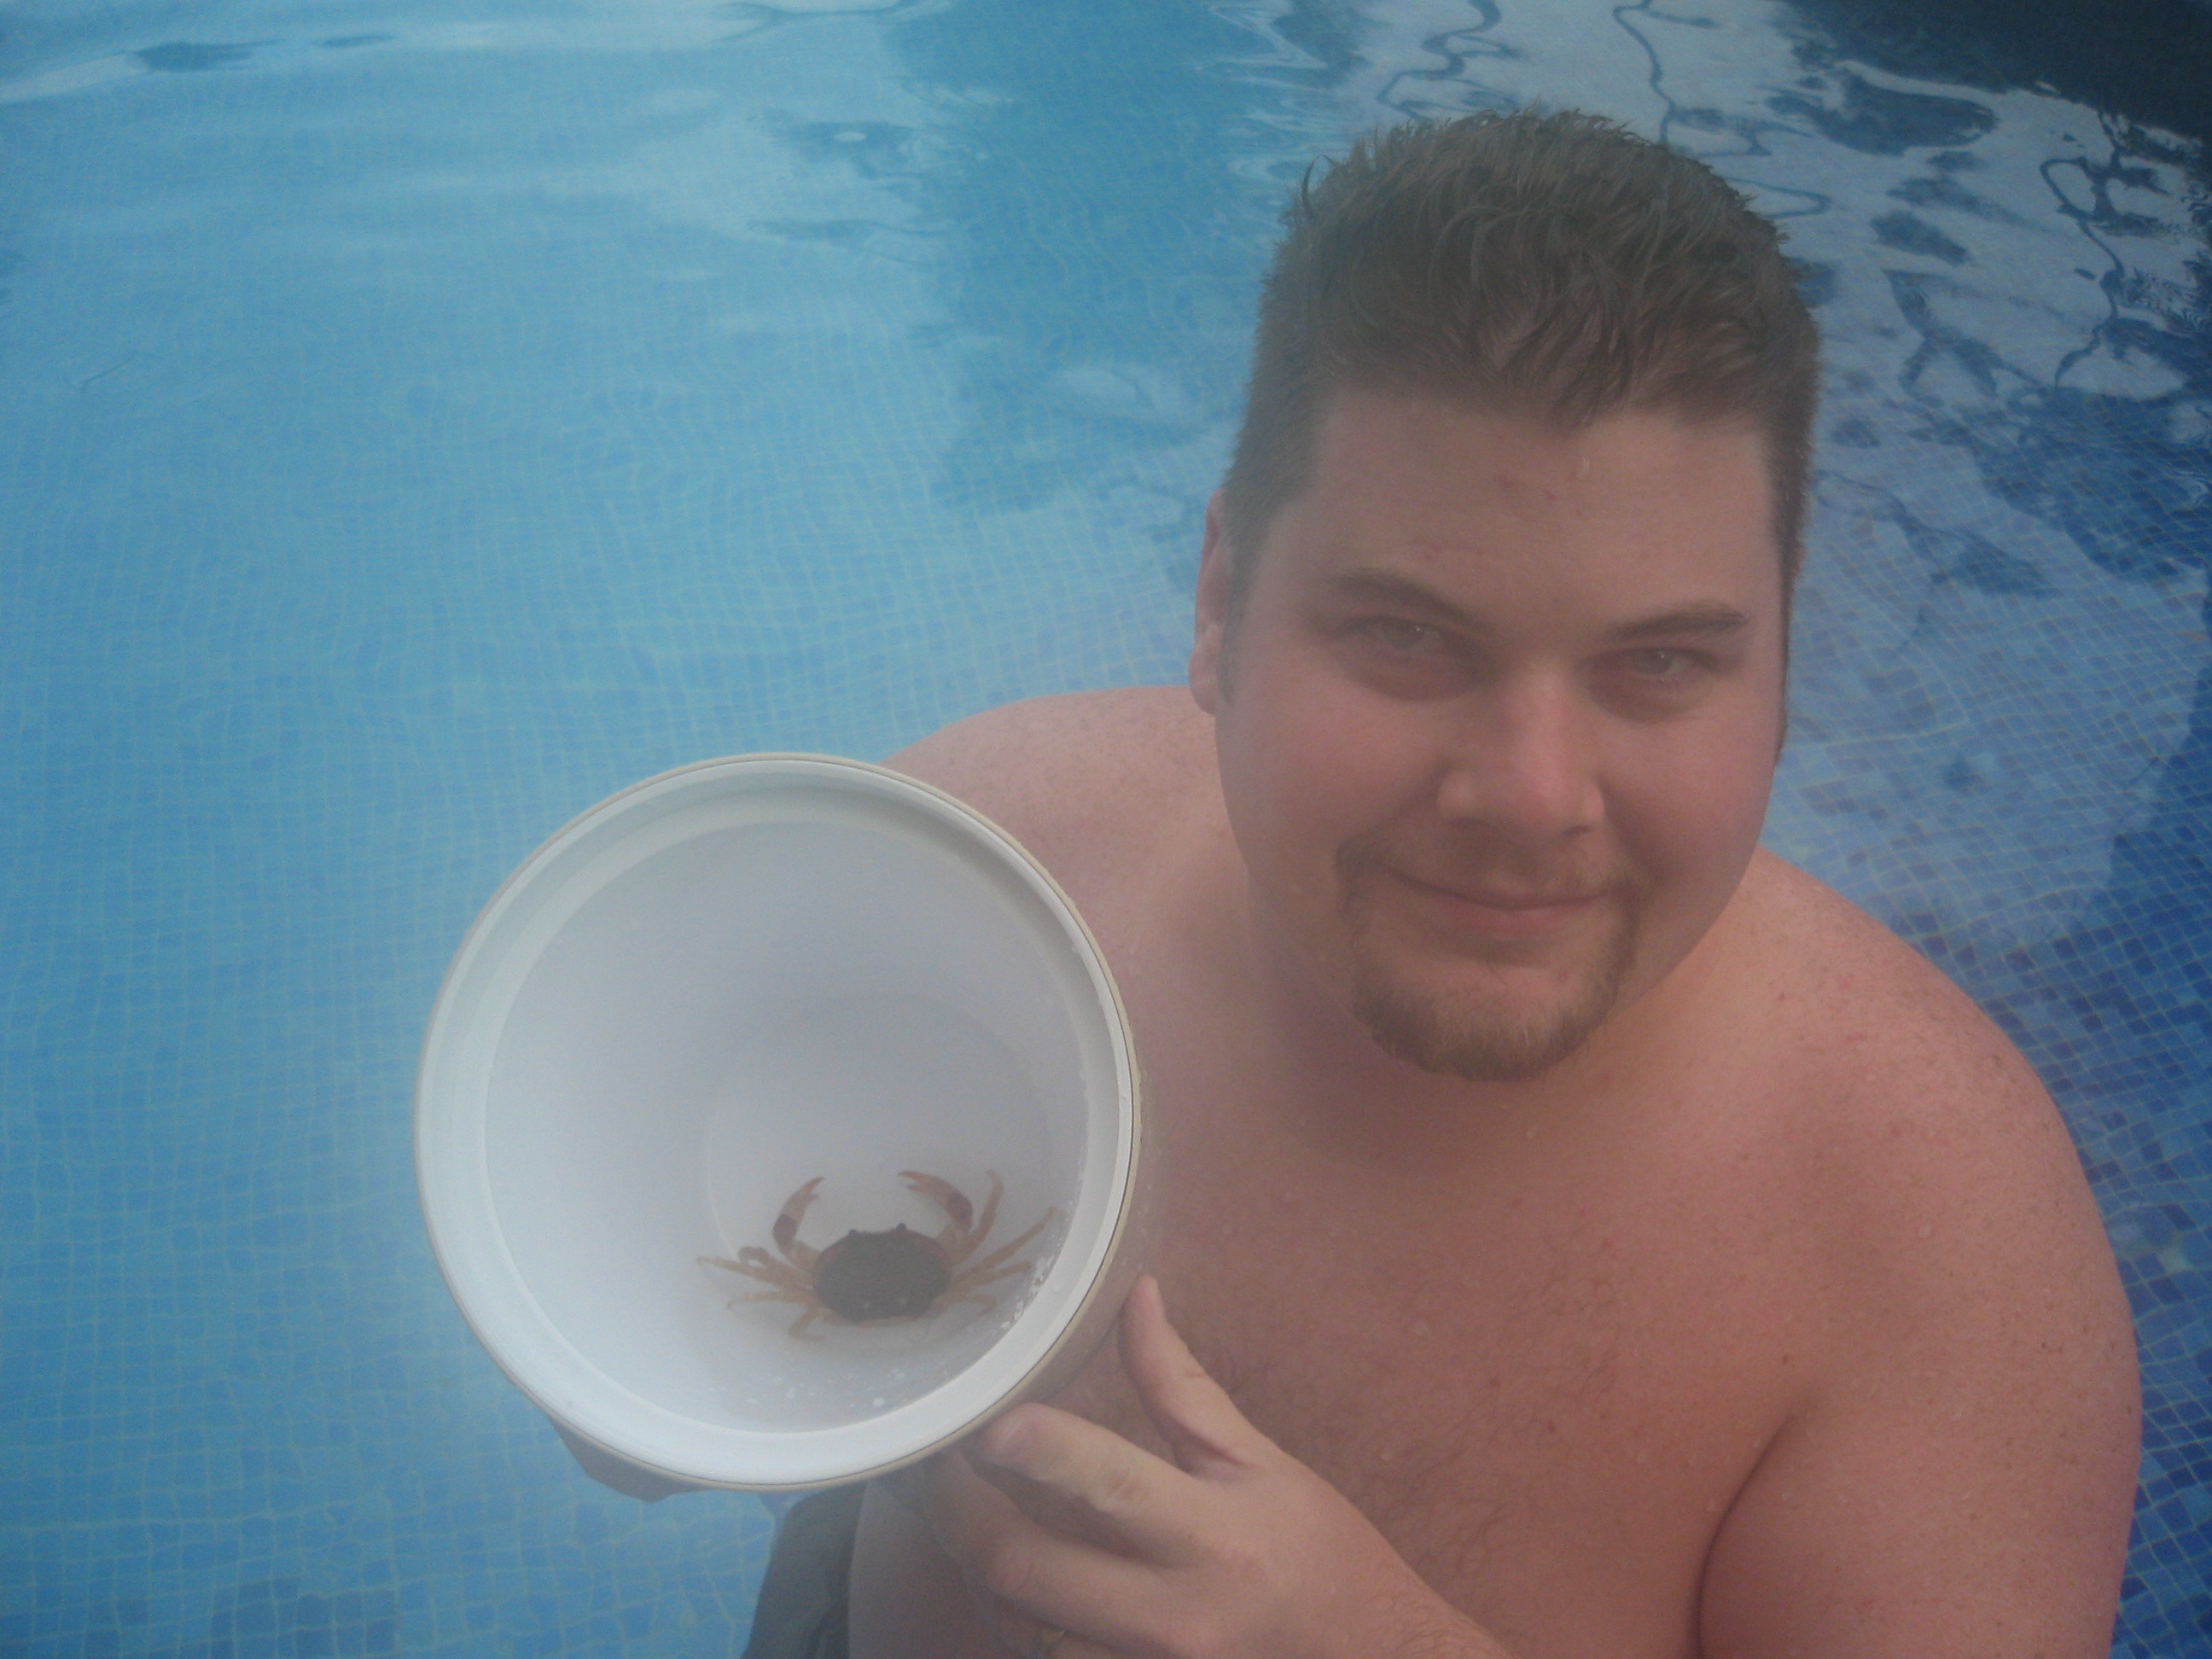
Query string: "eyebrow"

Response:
xmin=1606 ymin=603 xmax=1755 ymax=643
xmin=1323 ymin=568 xmax=1755 ymax=643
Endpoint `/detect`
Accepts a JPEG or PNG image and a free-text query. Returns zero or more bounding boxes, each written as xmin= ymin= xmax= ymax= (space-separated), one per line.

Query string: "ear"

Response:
xmin=1189 ymin=492 xmax=1233 ymax=715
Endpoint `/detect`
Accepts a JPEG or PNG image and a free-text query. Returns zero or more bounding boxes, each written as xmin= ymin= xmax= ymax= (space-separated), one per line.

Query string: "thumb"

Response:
xmin=1119 ymin=1275 xmax=1274 ymax=1476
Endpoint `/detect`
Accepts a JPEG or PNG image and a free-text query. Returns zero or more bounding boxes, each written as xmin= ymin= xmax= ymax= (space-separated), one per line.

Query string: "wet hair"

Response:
xmin=1217 ymin=108 xmax=1820 ymax=613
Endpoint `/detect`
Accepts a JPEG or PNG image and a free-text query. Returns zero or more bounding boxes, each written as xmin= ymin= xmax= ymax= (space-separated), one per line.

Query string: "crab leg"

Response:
xmin=946 ymin=1250 xmax=1050 ymax=1301
xmin=700 ymin=1250 xmax=812 ymax=1295
xmin=944 ymin=1208 xmax=1055 ymax=1291
xmin=969 ymin=1172 xmax=1004 ymax=1258
xmin=945 ymin=1266 xmax=1017 ymax=1301
xmin=899 ymin=1169 xmax=973 ymax=1253
xmin=772 ymin=1177 xmax=824 ymax=1271
xmin=902 ymin=1169 xmax=1005 ymax=1265
xmin=701 ymin=1256 xmax=842 ymax=1339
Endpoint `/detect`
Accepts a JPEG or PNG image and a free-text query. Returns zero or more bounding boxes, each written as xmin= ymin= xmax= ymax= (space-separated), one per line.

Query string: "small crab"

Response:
xmin=701 ymin=1170 xmax=1055 ymax=1338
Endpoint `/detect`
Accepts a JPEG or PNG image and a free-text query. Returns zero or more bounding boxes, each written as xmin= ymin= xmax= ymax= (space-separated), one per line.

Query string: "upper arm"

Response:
xmin=1697 ymin=971 xmax=2139 ymax=1659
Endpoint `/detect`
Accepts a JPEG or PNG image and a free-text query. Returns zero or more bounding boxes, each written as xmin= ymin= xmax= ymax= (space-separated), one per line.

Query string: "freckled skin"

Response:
xmin=853 ymin=397 xmax=2137 ymax=1659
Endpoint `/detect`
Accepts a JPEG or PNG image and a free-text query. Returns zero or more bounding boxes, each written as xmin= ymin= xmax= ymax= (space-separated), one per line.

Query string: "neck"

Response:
xmin=1228 ymin=881 xmax=1706 ymax=1177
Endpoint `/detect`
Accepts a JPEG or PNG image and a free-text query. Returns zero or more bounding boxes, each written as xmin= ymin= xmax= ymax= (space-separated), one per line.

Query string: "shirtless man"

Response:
xmin=750 ymin=109 xmax=2139 ymax=1659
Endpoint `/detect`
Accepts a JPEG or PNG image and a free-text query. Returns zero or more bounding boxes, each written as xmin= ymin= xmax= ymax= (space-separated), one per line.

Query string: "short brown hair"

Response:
xmin=1218 ymin=109 xmax=1819 ymax=610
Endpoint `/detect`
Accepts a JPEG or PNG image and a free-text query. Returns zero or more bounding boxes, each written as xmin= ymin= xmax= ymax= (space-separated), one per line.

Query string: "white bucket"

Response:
xmin=416 ymin=754 xmax=1144 ymax=1493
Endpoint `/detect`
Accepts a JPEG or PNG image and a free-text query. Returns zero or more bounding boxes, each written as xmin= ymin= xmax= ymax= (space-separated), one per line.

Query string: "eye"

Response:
xmin=1359 ymin=618 xmax=1446 ymax=655
xmin=1622 ymin=647 xmax=1697 ymax=680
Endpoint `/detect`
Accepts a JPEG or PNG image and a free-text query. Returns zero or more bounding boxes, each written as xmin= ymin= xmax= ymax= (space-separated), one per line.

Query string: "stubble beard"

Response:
xmin=1338 ymin=851 xmax=1649 ymax=1083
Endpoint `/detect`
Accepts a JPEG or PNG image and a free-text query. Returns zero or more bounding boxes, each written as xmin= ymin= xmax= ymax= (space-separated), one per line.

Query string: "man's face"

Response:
xmin=1190 ymin=391 xmax=1786 ymax=1081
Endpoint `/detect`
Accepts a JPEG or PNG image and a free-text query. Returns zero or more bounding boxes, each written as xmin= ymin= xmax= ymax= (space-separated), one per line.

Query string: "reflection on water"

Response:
xmin=884 ymin=0 xmax=1269 ymax=582
xmin=3 ymin=0 xmax=2209 ymax=1652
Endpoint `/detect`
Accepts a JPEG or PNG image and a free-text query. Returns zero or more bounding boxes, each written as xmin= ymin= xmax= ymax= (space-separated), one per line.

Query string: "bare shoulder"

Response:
xmin=1699 ymin=852 xmax=2138 ymax=1656
xmin=885 ymin=687 xmax=1219 ymax=885
xmin=1728 ymin=850 xmax=2116 ymax=1306
xmin=1732 ymin=851 xmax=2090 ymax=1207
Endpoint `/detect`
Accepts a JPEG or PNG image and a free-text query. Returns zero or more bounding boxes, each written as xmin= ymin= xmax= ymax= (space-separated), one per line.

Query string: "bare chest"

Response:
xmin=1062 ymin=1129 xmax=1798 ymax=1658
xmin=975 ymin=820 xmax=1821 ymax=1652
xmin=1037 ymin=959 xmax=1810 ymax=1655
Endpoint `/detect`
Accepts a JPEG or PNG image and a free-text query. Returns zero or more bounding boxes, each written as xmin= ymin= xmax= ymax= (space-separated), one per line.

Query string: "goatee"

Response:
xmin=1338 ymin=853 xmax=1649 ymax=1082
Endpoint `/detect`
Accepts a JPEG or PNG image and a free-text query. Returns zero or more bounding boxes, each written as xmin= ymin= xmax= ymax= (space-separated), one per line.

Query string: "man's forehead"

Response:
xmin=1307 ymin=387 xmax=1773 ymax=505
xmin=1273 ymin=395 xmax=1775 ymax=581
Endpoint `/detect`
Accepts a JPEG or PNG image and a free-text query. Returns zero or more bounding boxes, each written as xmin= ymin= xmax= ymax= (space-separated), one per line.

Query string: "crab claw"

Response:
xmin=899 ymin=1170 xmax=974 ymax=1232
xmin=773 ymin=1176 xmax=825 ymax=1259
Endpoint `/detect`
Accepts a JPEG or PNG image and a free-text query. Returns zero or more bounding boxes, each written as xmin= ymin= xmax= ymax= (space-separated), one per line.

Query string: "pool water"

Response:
xmin=4 ymin=0 xmax=2209 ymax=1653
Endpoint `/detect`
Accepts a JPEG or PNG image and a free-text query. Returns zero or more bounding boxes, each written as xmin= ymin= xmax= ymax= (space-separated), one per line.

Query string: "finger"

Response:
xmin=1118 ymin=1274 xmax=1274 ymax=1475
xmin=966 ymin=1401 xmax=1208 ymax=1565
xmin=927 ymin=1440 xmax=1172 ymax=1649
xmin=991 ymin=1611 xmax=1115 ymax=1659
xmin=964 ymin=1440 xmax=1131 ymax=1557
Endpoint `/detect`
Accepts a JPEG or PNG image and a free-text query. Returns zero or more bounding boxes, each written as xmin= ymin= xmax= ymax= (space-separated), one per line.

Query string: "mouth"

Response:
xmin=1379 ymin=868 xmax=1605 ymax=940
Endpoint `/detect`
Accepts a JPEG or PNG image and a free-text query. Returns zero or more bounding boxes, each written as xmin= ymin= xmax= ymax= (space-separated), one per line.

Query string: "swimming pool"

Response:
xmin=3 ymin=0 xmax=2208 ymax=1652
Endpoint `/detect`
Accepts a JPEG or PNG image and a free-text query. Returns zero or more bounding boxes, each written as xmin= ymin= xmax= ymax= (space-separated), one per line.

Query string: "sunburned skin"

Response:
xmin=842 ymin=395 xmax=2137 ymax=1659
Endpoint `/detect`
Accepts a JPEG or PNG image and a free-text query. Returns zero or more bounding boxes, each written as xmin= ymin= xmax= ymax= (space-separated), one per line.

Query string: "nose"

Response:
xmin=1433 ymin=672 xmax=1603 ymax=844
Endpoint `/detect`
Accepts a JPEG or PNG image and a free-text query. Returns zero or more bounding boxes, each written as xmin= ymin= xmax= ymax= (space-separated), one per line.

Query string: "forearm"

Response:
xmin=851 ymin=1481 xmax=1006 ymax=1659
xmin=1359 ymin=1586 xmax=1522 ymax=1659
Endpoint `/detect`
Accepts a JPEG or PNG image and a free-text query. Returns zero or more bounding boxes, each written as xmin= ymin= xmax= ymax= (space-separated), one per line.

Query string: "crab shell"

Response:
xmin=812 ymin=1224 xmax=952 ymax=1323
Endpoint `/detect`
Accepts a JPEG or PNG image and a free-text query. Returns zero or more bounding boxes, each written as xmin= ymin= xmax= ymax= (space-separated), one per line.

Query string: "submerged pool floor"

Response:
xmin=4 ymin=0 xmax=2210 ymax=1653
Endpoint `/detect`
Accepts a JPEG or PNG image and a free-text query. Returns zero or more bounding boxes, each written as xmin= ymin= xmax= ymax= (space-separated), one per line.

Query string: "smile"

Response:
xmin=1382 ymin=869 xmax=1604 ymax=939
